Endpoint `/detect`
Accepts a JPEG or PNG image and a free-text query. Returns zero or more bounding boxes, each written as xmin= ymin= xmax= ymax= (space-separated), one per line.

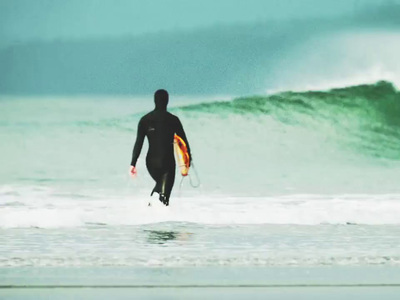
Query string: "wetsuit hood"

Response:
xmin=154 ymin=89 xmax=169 ymax=111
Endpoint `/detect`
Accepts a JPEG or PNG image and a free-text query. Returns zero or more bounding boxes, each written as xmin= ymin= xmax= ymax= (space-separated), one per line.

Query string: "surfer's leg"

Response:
xmin=146 ymin=164 xmax=162 ymax=196
xmin=147 ymin=158 xmax=175 ymax=205
xmin=158 ymin=173 xmax=169 ymax=205
xmin=146 ymin=167 xmax=171 ymax=205
xmin=159 ymin=167 xmax=175 ymax=206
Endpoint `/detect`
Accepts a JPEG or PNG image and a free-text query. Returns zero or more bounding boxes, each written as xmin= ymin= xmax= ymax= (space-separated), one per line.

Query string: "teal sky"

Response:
xmin=0 ymin=0 xmax=381 ymax=46
xmin=2 ymin=0 xmax=400 ymax=96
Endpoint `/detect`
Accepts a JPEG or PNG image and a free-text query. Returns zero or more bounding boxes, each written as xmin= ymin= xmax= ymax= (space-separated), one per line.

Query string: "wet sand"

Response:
xmin=1 ymin=266 xmax=399 ymax=299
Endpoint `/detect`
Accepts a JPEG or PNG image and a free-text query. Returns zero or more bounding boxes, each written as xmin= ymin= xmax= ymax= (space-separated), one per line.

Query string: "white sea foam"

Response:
xmin=2 ymin=255 xmax=400 ymax=268
xmin=1 ymin=186 xmax=400 ymax=228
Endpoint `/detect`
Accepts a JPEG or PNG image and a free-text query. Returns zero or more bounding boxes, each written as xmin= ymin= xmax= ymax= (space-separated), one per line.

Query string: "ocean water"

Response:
xmin=1 ymin=82 xmax=400 ymax=297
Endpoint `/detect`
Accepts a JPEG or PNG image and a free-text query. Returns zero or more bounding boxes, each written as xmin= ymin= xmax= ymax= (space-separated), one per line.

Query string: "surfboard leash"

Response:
xmin=188 ymin=161 xmax=201 ymax=188
xmin=179 ymin=161 xmax=201 ymax=191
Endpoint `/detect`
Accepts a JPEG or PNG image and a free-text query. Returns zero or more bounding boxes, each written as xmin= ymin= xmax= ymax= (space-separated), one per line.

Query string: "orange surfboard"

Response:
xmin=174 ymin=134 xmax=190 ymax=176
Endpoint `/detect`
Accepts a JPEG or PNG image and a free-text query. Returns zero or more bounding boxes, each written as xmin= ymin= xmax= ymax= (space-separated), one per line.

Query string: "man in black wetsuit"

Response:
xmin=130 ymin=89 xmax=191 ymax=206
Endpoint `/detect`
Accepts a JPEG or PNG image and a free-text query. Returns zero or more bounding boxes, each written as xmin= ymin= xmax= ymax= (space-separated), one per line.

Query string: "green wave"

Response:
xmin=177 ymin=81 xmax=400 ymax=160
xmin=180 ymin=81 xmax=398 ymax=118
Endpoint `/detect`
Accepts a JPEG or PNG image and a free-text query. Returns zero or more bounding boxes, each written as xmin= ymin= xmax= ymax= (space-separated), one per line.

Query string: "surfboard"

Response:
xmin=174 ymin=134 xmax=190 ymax=176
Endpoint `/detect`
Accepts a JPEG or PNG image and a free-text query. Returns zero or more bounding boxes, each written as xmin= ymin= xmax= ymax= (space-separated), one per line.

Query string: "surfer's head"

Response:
xmin=154 ymin=89 xmax=169 ymax=111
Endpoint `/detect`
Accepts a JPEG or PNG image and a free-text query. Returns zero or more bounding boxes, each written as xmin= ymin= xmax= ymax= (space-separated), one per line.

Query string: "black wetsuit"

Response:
xmin=131 ymin=102 xmax=191 ymax=206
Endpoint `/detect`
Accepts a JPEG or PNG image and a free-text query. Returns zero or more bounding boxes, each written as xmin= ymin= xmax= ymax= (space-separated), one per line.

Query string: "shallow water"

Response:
xmin=1 ymin=222 xmax=400 ymax=268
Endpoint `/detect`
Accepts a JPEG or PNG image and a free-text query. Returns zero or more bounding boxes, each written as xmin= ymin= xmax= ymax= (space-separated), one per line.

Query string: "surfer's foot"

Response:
xmin=159 ymin=194 xmax=169 ymax=206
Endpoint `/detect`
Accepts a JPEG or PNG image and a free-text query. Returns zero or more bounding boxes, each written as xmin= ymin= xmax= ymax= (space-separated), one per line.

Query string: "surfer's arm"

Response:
xmin=175 ymin=117 xmax=192 ymax=164
xmin=131 ymin=119 xmax=146 ymax=167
